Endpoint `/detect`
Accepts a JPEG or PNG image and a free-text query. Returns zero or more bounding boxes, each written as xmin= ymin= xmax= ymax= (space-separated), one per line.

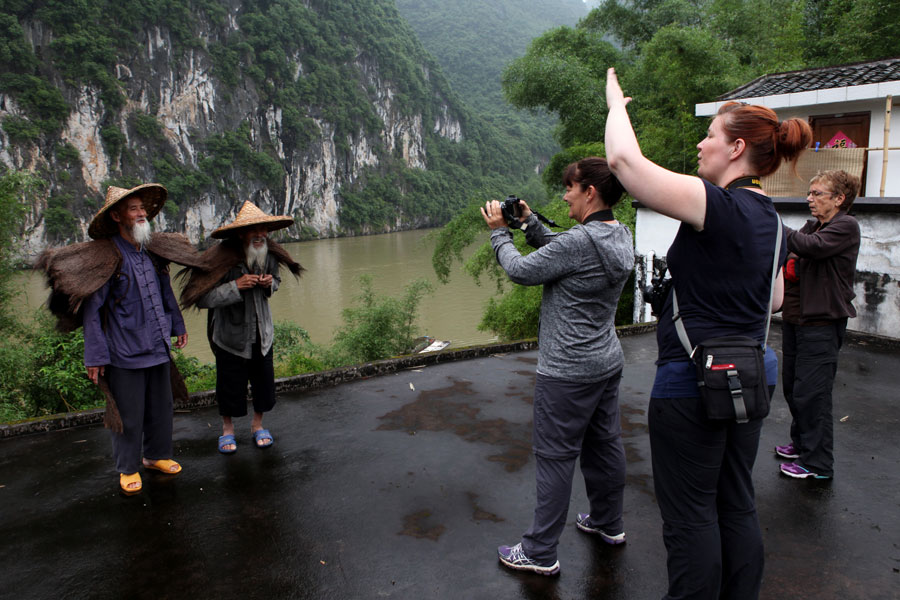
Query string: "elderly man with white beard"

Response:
xmin=59 ymin=184 xmax=200 ymax=495
xmin=179 ymin=202 xmax=302 ymax=454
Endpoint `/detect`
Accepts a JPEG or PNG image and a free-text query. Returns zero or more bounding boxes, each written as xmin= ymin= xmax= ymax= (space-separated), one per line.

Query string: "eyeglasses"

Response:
xmin=807 ymin=190 xmax=833 ymax=198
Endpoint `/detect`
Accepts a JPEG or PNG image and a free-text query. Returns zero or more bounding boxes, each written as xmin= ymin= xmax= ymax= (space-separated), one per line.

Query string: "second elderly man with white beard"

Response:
xmin=179 ymin=201 xmax=302 ymax=454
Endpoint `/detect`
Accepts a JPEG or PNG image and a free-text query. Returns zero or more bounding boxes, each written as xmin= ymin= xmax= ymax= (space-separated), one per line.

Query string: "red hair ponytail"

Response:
xmin=717 ymin=102 xmax=812 ymax=176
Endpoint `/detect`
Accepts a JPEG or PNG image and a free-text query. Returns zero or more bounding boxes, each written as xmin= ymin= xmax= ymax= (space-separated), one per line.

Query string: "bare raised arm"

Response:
xmin=604 ymin=68 xmax=707 ymax=229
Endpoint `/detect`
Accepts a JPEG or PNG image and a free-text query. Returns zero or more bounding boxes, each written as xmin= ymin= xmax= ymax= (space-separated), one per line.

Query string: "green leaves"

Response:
xmin=328 ymin=274 xmax=434 ymax=365
xmin=502 ymin=26 xmax=620 ymax=148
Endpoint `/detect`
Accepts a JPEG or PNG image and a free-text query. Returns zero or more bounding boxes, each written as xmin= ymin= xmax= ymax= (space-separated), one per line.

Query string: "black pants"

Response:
xmin=649 ymin=396 xmax=764 ymax=600
xmin=781 ymin=319 xmax=846 ymax=477
xmin=107 ymin=362 xmax=173 ymax=474
xmin=213 ymin=342 xmax=276 ymax=418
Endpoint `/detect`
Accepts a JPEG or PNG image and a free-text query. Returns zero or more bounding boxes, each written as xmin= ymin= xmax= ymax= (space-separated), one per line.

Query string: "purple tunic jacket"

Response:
xmin=83 ymin=235 xmax=186 ymax=369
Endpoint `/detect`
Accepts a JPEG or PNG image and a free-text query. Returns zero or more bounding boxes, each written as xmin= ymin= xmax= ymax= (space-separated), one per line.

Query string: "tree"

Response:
xmin=803 ymin=0 xmax=900 ymax=66
xmin=502 ymin=26 xmax=622 ymax=148
xmin=0 ymin=170 xmax=40 ymax=329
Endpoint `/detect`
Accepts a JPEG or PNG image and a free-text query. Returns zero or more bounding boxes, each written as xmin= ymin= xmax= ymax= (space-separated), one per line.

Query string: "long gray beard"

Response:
xmin=245 ymin=241 xmax=268 ymax=274
xmin=132 ymin=220 xmax=152 ymax=246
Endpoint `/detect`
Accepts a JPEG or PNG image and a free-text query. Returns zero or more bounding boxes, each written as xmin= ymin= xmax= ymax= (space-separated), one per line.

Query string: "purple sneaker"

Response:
xmin=575 ymin=513 xmax=626 ymax=545
xmin=497 ymin=543 xmax=560 ymax=576
xmin=775 ymin=443 xmax=799 ymax=459
xmin=780 ymin=462 xmax=831 ymax=479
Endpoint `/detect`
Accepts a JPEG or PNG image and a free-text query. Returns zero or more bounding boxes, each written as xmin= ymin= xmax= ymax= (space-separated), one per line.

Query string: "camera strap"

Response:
xmin=672 ymin=213 xmax=782 ymax=358
xmin=725 ymin=175 xmax=762 ymax=190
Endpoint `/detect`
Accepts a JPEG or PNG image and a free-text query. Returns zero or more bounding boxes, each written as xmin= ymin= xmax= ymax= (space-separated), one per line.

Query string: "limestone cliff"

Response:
xmin=0 ymin=0 xmax=479 ymax=258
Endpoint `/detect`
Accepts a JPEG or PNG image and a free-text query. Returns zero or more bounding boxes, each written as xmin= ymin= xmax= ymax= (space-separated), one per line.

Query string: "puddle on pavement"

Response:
xmin=467 ymin=491 xmax=503 ymax=523
xmin=399 ymin=509 xmax=446 ymax=540
xmin=376 ymin=378 xmax=533 ymax=472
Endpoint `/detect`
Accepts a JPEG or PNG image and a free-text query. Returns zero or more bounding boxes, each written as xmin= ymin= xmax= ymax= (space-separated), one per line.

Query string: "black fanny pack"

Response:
xmin=692 ymin=335 xmax=769 ymax=421
xmin=670 ymin=215 xmax=781 ymax=424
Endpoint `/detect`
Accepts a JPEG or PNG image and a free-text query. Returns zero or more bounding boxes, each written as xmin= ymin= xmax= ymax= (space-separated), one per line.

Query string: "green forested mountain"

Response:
xmin=0 ymin=0 xmax=539 ymax=251
xmin=396 ymin=0 xmax=591 ymax=177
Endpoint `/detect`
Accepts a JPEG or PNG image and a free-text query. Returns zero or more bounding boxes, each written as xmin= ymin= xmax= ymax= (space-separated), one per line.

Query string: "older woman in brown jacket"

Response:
xmin=776 ymin=170 xmax=861 ymax=480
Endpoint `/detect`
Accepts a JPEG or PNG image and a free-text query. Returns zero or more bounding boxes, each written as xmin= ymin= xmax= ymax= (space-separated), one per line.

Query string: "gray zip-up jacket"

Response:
xmin=197 ymin=253 xmax=281 ymax=359
xmin=491 ymin=213 xmax=634 ymax=382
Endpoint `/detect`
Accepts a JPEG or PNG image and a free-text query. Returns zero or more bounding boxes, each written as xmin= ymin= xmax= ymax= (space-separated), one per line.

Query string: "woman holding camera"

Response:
xmin=604 ymin=68 xmax=811 ymax=599
xmin=481 ymin=157 xmax=634 ymax=576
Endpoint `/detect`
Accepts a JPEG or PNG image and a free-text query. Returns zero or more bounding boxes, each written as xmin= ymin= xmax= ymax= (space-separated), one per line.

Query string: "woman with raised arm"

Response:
xmin=604 ymin=68 xmax=811 ymax=600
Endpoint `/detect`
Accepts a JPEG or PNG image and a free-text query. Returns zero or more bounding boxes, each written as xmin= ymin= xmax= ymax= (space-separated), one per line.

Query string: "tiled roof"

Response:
xmin=718 ymin=56 xmax=900 ymax=100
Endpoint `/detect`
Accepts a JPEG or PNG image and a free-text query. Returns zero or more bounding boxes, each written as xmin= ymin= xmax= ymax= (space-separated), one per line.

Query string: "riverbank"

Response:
xmin=0 ymin=324 xmax=657 ymax=438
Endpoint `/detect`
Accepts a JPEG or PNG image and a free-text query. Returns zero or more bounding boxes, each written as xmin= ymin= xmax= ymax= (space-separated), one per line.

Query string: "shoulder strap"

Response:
xmin=672 ymin=214 xmax=782 ymax=357
xmin=762 ymin=215 xmax=783 ymax=349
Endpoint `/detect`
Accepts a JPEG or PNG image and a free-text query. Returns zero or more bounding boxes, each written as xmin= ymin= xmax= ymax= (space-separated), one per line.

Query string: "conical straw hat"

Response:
xmin=210 ymin=201 xmax=294 ymax=239
xmin=88 ymin=183 xmax=167 ymax=239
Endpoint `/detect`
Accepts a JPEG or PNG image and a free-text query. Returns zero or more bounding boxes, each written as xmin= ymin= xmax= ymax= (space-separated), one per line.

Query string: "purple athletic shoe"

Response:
xmin=780 ymin=462 xmax=831 ymax=479
xmin=575 ymin=513 xmax=626 ymax=545
xmin=497 ymin=543 xmax=560 ymax=576
xmin=775 ymin=443 xmax=799 ymax=459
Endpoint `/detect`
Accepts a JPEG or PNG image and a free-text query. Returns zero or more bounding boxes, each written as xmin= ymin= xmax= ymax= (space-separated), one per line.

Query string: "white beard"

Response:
xmin=132 ymin=220 xmax=152 ymax=246
xmin=245 ymin=240 xmax=268 ymax=274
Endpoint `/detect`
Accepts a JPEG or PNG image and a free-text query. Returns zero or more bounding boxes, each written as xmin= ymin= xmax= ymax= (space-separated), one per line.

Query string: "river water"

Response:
xmin=15 ymin=229 xmax=500 ymax=363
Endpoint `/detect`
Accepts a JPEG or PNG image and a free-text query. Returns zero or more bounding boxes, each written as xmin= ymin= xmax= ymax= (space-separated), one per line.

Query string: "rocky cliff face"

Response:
xmin=0 ymin=0 xmax=466 ymax=258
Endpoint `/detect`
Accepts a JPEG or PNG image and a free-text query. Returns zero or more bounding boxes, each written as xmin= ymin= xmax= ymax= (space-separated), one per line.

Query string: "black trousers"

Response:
xmin=649 ymin=396 xmax=764 ymax=600
xmin=107 ymin=362 xmax=173 ymax=474
xmin=781 ymin=319 xmax=846 ymax=477
xmin=213 ymin=342 xmax=276 ymax=418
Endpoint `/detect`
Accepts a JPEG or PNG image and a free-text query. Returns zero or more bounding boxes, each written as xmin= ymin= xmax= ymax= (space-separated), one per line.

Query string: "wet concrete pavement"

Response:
xmin=1 ymin=330 xmax=898 ymax=599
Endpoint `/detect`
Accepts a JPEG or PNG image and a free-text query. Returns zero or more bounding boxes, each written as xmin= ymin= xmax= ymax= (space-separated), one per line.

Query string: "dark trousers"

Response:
xmin=649 ymin=396 xmax=764 ymax=600
xmin=521 ymin=372 xmax=626 ymax=564
xmin=781 ymin=319 xmax=846 ymax=477
xmin=213 ymin=341 xmax=276 ymax=418
xmin=107 ymin=362 xmax=173 ymax=474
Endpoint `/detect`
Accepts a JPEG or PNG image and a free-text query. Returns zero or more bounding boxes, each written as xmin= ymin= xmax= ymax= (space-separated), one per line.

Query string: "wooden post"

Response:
xmin=881 ymin=95 xmax=892 ymax=197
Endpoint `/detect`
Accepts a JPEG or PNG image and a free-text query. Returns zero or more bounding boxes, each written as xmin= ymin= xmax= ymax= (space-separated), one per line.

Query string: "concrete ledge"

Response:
xmin=0 ymin=323 xmax=658 ymax=439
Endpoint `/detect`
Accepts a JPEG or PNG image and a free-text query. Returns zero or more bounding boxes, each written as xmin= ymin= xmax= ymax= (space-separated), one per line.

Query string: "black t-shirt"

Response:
xmin=656 ymin=180 xmax=788 ymax=365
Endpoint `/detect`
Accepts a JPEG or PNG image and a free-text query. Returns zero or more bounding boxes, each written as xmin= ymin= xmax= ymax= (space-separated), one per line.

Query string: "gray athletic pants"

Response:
xmin=520 ymin=371 xmax=626 ymax=564
xmin=107 ymin=362 xmax=174 ymax=474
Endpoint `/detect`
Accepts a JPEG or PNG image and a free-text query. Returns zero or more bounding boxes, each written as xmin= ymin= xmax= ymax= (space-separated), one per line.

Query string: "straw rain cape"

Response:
xmin=177 ymin=237 xmax=303 ymax=311
xmin=36 ymin=233 xmax=206 ymax=432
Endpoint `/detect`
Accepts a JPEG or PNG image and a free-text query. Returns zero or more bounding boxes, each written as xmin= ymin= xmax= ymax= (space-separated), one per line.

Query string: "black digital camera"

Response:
xmin=643 ymin=261 xmax=672 ymax=317
xmin=500 ymin=195 xmax=524 ymax=227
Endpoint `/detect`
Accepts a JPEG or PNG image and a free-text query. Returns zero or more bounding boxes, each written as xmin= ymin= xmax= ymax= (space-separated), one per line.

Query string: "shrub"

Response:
xmin=55 ymin=142 xmax=81 ymax=166
xmin=131 ymin=112 xmax=166 ymax=142
xmin=327 ymin=275 xmax=434 ymax=366
xmin=30 ymin=322 xmax=104 ymax=415
xmin=2 ymin=115 xmax=40 ymax=143
xmin=273 ymin=320 xmax=325 ymax=376
xmin=171 ymin=348 xmax=217 ymax=394
xmin=100 ymin=125 xmax=126 ymax=160
xmin=43 ymin=196 xmax=78 ymax=241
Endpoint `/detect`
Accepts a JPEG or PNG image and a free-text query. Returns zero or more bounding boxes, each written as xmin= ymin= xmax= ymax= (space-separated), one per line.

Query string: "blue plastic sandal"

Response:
xmin=218 ymin=434 xmax=237 ymax=454
xmin=253 ymin=429 xmax=274 ymax=448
